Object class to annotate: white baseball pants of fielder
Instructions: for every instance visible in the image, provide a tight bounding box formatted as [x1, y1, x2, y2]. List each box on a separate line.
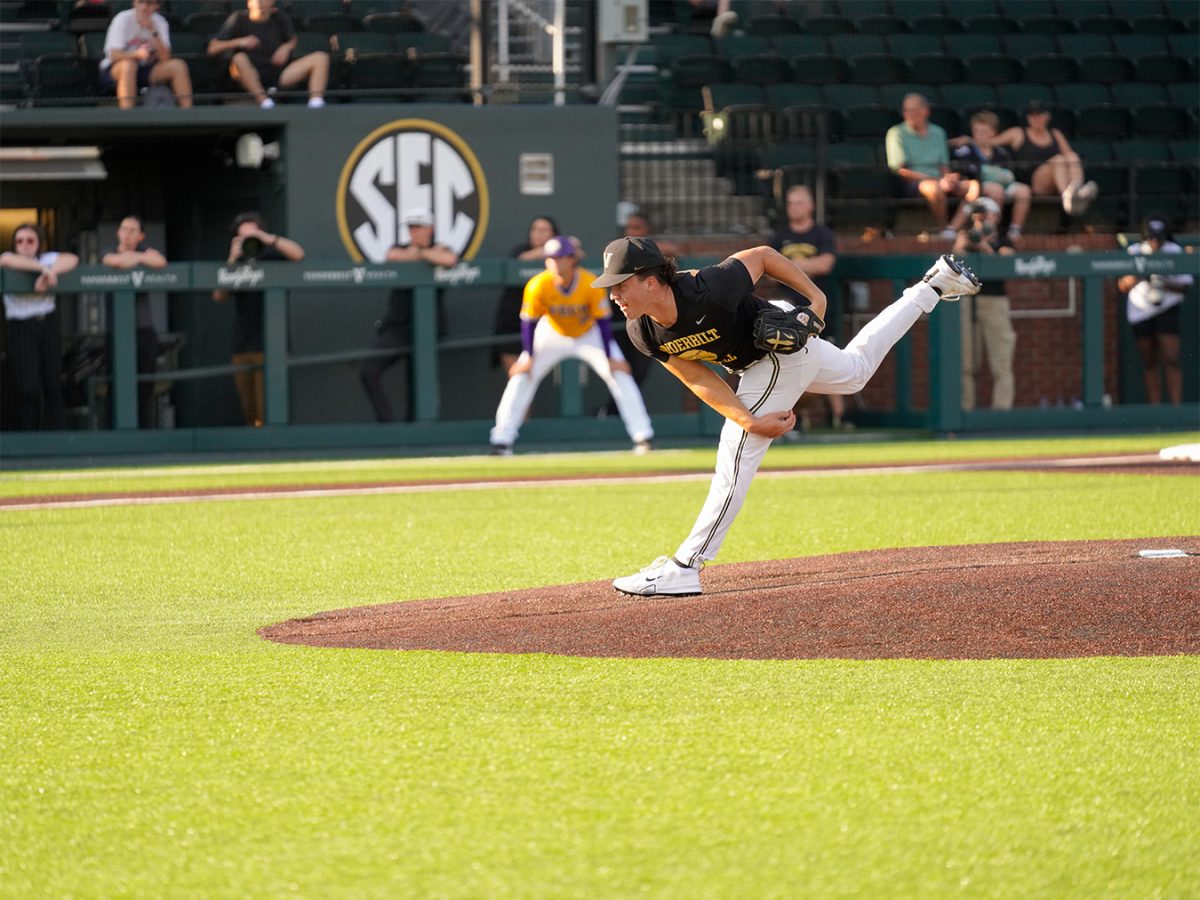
[490, 318, 654, 447]
[675, 282, 940, 568]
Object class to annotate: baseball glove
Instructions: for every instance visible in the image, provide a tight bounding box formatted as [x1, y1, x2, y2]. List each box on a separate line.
[752, 306, 824, 355]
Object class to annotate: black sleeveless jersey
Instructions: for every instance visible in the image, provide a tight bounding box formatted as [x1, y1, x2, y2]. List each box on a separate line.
[625, 258, 773, 372]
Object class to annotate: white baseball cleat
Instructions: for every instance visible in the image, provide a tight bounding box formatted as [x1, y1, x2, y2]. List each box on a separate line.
[922, 254, 982, 301]
[613, 556, 702, 597]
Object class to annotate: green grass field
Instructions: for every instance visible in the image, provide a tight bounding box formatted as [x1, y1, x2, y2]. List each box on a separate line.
[3, 433, 1198, 897]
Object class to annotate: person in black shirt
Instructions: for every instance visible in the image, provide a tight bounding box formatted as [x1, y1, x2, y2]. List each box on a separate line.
[208, 0, 330, 108]
[598, 238, 981, 596]
[212, 211, 304, 427]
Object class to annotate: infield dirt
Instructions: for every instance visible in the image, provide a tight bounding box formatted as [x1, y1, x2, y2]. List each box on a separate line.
[261, 538, 1200, 660]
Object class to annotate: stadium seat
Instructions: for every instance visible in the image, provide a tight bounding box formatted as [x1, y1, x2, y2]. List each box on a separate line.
[1166, 32, 1198, 62]
[1055, 82, 1111, 107]
[1108, 0, 1165, 17]
[822, 83, 881, 108]
[64, 2, 112, 34]
[904, 1, 948, 17]
[886, 34, 943, 56]
[1109, 81, 1166, 106]
[849, 54, 910, 86]
[183, 12, 228, 38]
[1023, 54, 1080, 85]
[19, 32, 78, 59]
[998, 81, 1054, 109]
[340, 53, 407, 100]
[1167, 139, 1198, 162]
[1165, 81, 1199, 111]
[1132, 103, 1195, 138]
[393, 33, 451, 55]
[703, 82, 766, 111]
[778, 105, 841, 142]
[803, 15, 856, 35]
[1077, 53, 1135, 83]
[1019, 14, 1077, 35]
[744, 14, 802, 36]
[939, 82, 1000, 110]
[927, 103, 963, 137]
[731, 54, 792, 86]
[764, 82, 822, 109]
[911, 15, 966, 35]
[840, 104, 902, 140]
[953, 33, 1004, 57]
[789, 55, 850, 85]
[878, 83, 939, 109]
[332, 32, 392, 59]
[20, 55, 93, 102]
[907, 53, 965, 86]
[964, 54, 1024, 85]
[828, 142, 880, 168]
[1111, 33, 1170, 57]
[408, 52, 467, 103]
[827, 35, 887, 59]
[1079, 15, 1133, 34]
[1070, 138, 1114, 163]
[755, 142, 817, 173]
[964, 14, 1022, 34]
[1056, 33, 1112, 56]
[769, 35, 828, 57]
[79, 31, 107, 62]
[361, 12, 424, 34]
[655, 34, 712, 67]
[1134, 53, 1192, 83]
[1053, 0, 1111, 18]
[1002, 33, 1059, 57]
[858, 15, 912, 35]
[1074, 103, 1133, 139]
[712, 35, 771, 59]
[1111, 139, 1172, 163]
[835, 0, 892, 16]
[1128, 15, 1186, 34]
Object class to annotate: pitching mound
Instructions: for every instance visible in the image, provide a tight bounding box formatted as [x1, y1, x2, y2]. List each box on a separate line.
[260, 539, 1199, 660]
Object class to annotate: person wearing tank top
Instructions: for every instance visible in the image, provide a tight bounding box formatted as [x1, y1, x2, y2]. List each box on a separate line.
[993, 100, 1098, 216]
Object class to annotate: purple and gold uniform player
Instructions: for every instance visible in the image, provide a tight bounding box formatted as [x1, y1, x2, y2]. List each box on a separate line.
[489, 236, 654, 455]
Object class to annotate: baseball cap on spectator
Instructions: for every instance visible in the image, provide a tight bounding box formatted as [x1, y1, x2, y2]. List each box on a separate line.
[1023, 99, 1049, 115]
[1144, 219, 1169, 240]
[591, 237, 666, 288]
[543, 235, 580, 258]
[403, 207, 435, 227]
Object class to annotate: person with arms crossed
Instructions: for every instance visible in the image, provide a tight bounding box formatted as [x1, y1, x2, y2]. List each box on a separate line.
[1118, 219, 1193, 405]
[599, 238, 980, 596]
[360, 207, 459, 423]
[101, 0, 193, 109]
[102, 215, 168, 427]
[490, 235, 654, 456]
[1, 223, 79, 430]
[207, 0, 329, 108]
[770, 184, 848, 430]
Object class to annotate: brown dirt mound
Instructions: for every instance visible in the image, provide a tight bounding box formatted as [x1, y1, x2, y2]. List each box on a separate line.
[260, 539, 1200, 660]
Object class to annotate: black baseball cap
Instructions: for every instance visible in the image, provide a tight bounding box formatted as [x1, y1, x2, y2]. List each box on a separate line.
[591, 237, 666, 288]
[1024, 99, 1049, 115]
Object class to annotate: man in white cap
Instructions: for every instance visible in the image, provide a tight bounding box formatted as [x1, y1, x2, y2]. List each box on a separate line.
[489, 235, 654, 455]
[360, 207, 458, 422]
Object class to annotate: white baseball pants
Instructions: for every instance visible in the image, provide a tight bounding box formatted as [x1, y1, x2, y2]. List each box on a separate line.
[490, 318, 654, 447]
[675, 282, 940, 568]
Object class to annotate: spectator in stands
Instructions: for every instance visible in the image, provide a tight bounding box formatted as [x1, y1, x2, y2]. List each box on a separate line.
[101, 0, 194, 109]
[885, 93, 978, 240]
[992, 100, 1098, 217]
[952, 198, 1017, 411]
[492, 215, 559, 374]
[1, 223, 78, 430]
[208, 0, 329, 109]
[1118, 219, 1193, 405]
[947, 110, 1030, 243]
[212, 212, 304, 427]
[360, 207, 459, 423]
[101, 215, 167, 427]
[770, 184, 850, 430]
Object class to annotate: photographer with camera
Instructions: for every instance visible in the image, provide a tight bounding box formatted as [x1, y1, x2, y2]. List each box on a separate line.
[953, 198, 1017, 410]
[1118, 219, 1193, 405]
[212, 211, 304, 427]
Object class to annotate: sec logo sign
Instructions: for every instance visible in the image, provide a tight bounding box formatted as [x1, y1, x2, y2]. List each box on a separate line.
[336, 119, 489, 263]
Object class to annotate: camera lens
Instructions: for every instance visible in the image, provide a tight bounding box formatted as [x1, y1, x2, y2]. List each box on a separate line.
[966, 229, 982, 243]
[240, 236, 263, 259]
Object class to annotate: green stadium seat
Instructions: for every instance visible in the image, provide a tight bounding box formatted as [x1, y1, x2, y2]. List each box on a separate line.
[1053, 0, 1110, 17]
[1070, 138, 1114, 163]
[1165, 81, 1199, 111]
[964, 14, 1022, 34]
[789, 54, 849, 85]
[828, 142, 881, 168]
[769, 35, 827, 57]
[858, 15, 913, 35]
[835, 0, 892, 16]
[183, 12, 229, 39]
[764, 82, 822, 108]
[1132, 103, 1195, 138]
[1111, 139, 1172, 163]
[927, 103, 963, 137]
[21, 55, 93, 102]
[332, 32, 392, 58]
[408, 52, 468, 103]
[19, 32, 78, 59]
[712, 35, 771, 59]
[1167, 139, 1198, 162]
[904, 1, 948, 17]
[822, 83, 881, 108]
[878, 83, 939, 109]
[79, 30, 106, 61]
[939, 82, 1000, 110]
[1134, 53, 1192, 83]
[341, 52, 406, 101]
[393, 33, 451, 55]
[779, 105, 841, 142]
[1109, 81, 1166, 106]
[1078, 15, 1133, 34]
[361, 12, 424, 34]
[1111, 33, 1170, 56]
[1056, 33, 1112, 56]
[1023, 54, 1080, 85]
[911, 14, 966, 35]
[907, 53, 966, 86]
[953, 33, 1004, 57]
[1166, 32, 1198, 61]
[303, 13, 361, 36]
[755, 142, 817, 173]
[1108, 0, 1165, 17]
[827, 34, 887, 59]
[998, 82, 1055, 109]
[1019, 14, 1077, 35]
[840, 104, 902, 141]
[1002, 34, 1059, 57]
[1128, 15, 1186, 34]
[1055, 82, 1111, 107]
[655, 34, 712, 67]
[731, 54, 792, 85]
[849, 54, 910, 86]
[744, 14, 802, 35]
[703, 82, 767, 111]
[1075, 103, 1133, 139]
[964, 54, 1024, 85]
[803, 15, 856, 35]
[886, 34, 943, 56]
[1078, 53, 1136, 83]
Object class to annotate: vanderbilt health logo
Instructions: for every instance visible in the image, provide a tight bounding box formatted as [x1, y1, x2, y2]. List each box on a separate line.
[336, 119, 489, 263]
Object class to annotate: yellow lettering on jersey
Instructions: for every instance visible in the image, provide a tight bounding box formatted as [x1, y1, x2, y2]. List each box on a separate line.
[659, 327, 720, 355]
